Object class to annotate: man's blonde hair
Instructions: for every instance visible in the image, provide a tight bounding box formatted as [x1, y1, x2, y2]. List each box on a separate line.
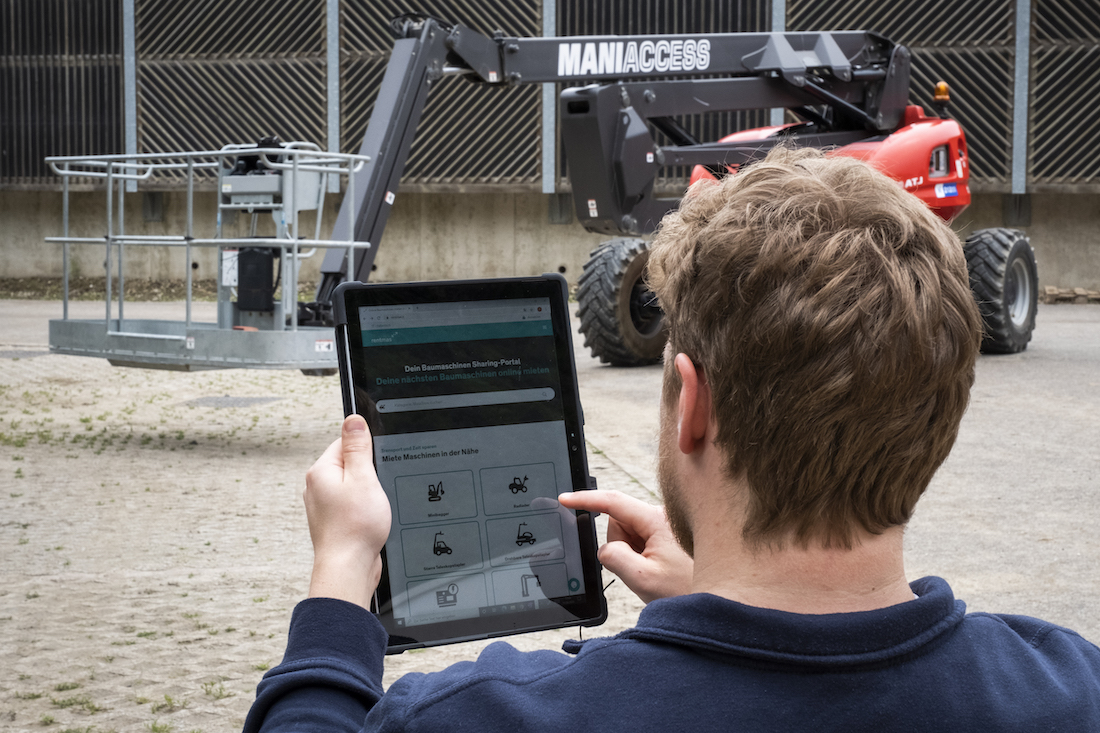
[648, 147, 982, 549]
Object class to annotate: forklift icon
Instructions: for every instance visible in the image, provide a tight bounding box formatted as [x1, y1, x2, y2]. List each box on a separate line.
[515, 522, 536, 547]
[509, 475, 529, 494]
[436, 583, 459, 607]
[427, 481, 444, 502]
[432, 532, 452, 555]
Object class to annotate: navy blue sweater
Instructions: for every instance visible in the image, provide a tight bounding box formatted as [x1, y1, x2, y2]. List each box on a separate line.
[245, 577, 1100, 731]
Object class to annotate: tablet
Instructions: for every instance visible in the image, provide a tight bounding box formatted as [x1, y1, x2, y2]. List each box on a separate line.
[333, 274, 607, 653]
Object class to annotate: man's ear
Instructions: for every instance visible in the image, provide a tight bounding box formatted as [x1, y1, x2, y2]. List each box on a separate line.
[674, 353, 711, 455]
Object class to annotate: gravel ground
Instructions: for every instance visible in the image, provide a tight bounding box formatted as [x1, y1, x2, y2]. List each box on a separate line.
[0, 303, 649, 733]
[1, 301, 1098, 732]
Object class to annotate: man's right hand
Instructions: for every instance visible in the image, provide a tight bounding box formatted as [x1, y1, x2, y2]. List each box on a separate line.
[558, 490, 693, 603]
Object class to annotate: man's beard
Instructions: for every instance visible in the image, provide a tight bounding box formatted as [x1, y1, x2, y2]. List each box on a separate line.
[659, 413, 695, 558]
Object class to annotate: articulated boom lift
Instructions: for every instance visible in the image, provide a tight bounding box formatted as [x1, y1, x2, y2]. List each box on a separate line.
[315, 14, 1036, 363]
[47, 14, 1037, 370]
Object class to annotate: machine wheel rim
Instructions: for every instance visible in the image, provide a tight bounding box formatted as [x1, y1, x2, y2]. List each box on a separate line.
[1007, 257, 1033, 329]
[628, 280, 662, 337]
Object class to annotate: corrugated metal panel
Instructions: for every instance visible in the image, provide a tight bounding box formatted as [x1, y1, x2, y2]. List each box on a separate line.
[137, 59, 326, 184]
[0, 0, 123, 186]
[5, 0, 1098, 191]
[1034, 1, 1100, 44]
[788, 0, 1014, 188]
[1030, 44, 1100, 186]
[340, 1, 541, 189]
[1029, 2, 1100, 187]
[908, 48, 1013, 183]
[560, 1, 769, 35]
[343, 0, 539, 53]
[134, 0, 326, 184]
[789, 0, 1013, 46]
[136, 0, 322, 57]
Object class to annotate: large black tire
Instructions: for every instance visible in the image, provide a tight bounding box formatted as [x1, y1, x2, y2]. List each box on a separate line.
[964, 228, 1038, 354]
[576, 238, 667, 366]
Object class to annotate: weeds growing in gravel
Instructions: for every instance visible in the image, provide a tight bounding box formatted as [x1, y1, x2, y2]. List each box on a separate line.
[150, 695, 185, 714]
[201, 681, 234, 700]
[50, 694, 103, 713]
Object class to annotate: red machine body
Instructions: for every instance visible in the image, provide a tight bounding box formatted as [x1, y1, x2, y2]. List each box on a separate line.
[690, 106, 971, 223]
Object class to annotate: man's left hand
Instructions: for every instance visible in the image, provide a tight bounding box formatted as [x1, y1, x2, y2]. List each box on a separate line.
[303, 414, 392, 609]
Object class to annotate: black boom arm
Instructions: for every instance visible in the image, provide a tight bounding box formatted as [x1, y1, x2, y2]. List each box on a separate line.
[314, 15, 909, 308]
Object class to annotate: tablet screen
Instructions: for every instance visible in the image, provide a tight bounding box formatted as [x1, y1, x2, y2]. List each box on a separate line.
[336, 276, 605, 651]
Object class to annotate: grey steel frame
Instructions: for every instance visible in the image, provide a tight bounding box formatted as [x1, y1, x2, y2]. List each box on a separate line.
[45, 144, 370, 371]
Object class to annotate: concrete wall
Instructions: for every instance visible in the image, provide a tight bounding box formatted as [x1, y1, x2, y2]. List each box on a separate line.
[2, 189, 1098, 289]
[0, 189, 605, 286]
[369, 192, 605, 283]
[953, 194, 1100, 292]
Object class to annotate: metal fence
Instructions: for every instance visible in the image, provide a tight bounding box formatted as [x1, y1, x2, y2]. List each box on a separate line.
[788, 0, 1016, 187]
[2, 0, 1098, 191]
[1029, 2, 1100, 190]
[0, 0, 123, 188]
[134, 0, 327, 185]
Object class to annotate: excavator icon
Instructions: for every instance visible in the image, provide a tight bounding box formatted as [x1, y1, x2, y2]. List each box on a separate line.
[433, 531, 452, 556]
[509, 475, 528, 494]
[515, 522, 536, 547]
[427, 481, 444, 502]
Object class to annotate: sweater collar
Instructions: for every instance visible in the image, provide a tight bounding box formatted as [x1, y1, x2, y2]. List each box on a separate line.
[614, 576, 965, 668]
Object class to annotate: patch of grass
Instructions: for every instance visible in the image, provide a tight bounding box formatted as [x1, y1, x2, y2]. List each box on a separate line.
[50, 694, 102, 713]
[54, 682, 80, 692]
[16, 691, 43, 700]
[0, 276, 233, 302]
[147, 720, 174, 733]
[39, 714, 55, 725]
[252, 661, 269, 672]
[150, 694, 185, 714]
[201, 681, 234, 700]
[0, 433, 28, 448]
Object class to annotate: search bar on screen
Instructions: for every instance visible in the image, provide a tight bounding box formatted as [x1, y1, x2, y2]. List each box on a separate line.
[376, 387, 555, 413]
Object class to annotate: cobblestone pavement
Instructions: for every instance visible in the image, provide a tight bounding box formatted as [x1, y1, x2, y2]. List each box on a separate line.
[1, 302, 1098, 732]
